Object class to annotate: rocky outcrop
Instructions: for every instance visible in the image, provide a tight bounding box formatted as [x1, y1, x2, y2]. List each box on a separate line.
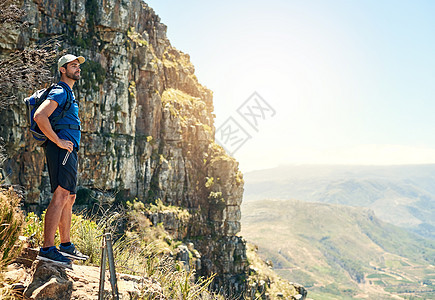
[5, 260, 154, 299]
[0, 0, 246, 294]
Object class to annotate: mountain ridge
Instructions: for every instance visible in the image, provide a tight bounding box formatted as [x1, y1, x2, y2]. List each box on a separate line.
[243, 164, 435, 239]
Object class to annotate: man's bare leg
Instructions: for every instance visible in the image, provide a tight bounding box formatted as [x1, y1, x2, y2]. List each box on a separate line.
[59, 194, 76, 244]
[57, 193, 89, 261]
[43, 186, 71, 248]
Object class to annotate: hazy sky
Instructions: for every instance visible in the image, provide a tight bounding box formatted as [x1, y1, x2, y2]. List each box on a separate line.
[146, 0, 435, 172]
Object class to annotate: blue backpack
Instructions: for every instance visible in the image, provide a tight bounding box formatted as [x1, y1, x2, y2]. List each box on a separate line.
[24, 82, 73, 146]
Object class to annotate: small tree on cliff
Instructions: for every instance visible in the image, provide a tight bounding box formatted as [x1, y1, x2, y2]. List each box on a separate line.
[0, 0, 60, 170]
[0, 0, 60, 108]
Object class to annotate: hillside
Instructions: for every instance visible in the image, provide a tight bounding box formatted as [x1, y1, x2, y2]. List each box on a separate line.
[241, 199, 435, 299]
[243, 165, 435, 239]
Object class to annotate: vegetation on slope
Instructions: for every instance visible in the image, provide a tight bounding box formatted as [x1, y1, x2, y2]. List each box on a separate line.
[246, 242, 305, 299]
[0, 187, 306, 299]
[241, 198, 435, 299]
[0, 190, 224, 299]
[0, 187, 25, 298]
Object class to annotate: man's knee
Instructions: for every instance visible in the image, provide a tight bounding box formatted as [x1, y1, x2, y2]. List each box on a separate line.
[53, 185, 76, 205]
[54, 186, 72, 200]
[69, 194, 76, 205]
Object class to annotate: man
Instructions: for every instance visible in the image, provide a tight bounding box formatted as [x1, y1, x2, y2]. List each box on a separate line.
[34, 54, 89, 266]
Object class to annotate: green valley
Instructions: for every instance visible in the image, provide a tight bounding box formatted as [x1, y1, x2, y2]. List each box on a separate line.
[241, 199, 435, 299]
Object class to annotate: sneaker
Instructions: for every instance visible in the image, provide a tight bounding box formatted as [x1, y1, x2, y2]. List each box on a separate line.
[59, 243, 89, 261]
[37, 246, 72, 267]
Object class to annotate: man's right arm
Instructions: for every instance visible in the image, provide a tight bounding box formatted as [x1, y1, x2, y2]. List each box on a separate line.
[33, 99, 74, 152]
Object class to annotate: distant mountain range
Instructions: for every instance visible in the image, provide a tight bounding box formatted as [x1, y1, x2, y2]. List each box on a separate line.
[243, 164, 435, 239]
[241, 198, 435, 299]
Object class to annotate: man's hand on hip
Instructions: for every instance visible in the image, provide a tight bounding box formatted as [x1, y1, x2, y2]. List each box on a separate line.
[57, 139, 74, 153]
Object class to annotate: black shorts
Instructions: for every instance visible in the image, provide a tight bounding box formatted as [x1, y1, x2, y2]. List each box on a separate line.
[45, 140, 78, 194]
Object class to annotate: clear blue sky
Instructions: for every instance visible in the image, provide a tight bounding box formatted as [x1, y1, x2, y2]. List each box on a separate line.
[146, 0, 435, 172]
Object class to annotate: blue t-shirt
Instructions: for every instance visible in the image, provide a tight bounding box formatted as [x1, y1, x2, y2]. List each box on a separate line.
[47, 82, 81, 148]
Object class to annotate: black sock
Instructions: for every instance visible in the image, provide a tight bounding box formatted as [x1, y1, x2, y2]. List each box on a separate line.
[42, 247, 52, 251]
[61, 242, 72, 247]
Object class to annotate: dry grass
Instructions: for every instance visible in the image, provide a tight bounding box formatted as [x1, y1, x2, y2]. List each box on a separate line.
[0, 187, 25, 297]
[22, 202, 222, 299]
[120, 201, 221, 299]
[0, 187, 24, 269]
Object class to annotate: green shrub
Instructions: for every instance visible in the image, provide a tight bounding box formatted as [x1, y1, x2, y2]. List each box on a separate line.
[0, 187, 25, 297]
[69, 214, 103, 265]
[0, 188, 25, 269]
[24, 212, 44, 246]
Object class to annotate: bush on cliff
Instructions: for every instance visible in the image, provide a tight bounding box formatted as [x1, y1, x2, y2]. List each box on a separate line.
[0, 188, 24, 269]
[0, 187, 25, 297]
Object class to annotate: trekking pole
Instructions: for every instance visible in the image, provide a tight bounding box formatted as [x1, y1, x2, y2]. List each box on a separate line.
[98, 234, 107, 300]
[97, 232, 119, 300]
[105, 233, 119, 299]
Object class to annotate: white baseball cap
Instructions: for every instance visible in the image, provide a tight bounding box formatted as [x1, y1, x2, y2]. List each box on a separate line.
[58, 54, 85, 70]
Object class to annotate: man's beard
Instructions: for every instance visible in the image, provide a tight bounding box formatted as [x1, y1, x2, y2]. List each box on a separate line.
[66, 69, 80, 81]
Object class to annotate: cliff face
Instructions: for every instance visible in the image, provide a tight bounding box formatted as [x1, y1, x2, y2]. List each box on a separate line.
[0, 0, 246, 292]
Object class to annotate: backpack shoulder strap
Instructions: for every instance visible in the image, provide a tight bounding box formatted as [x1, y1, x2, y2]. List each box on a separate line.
[50, 82, 73, 126]
[56, 82, 73, 109]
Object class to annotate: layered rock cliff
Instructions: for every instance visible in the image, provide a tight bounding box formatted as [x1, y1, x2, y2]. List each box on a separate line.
[0, 0, 246, 293]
